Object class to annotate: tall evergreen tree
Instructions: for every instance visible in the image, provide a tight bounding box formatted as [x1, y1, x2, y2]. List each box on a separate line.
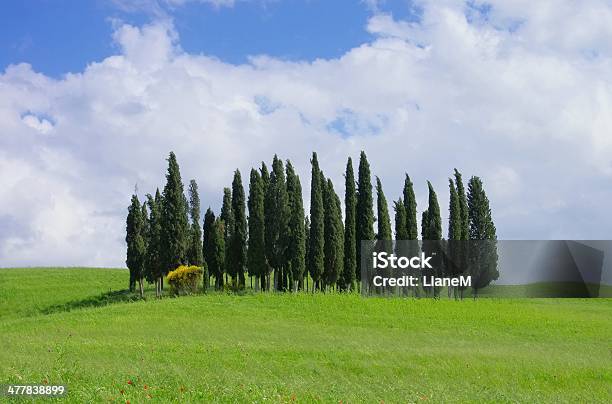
[448, 179, 462, 240]
[304, 215, 310, 291]
[209, 219, 226, 289]
[145, 189, 164, 297]
[375, 177, 392, 241]
[202, 207, 215, 289]
[228, 170, 247, 288]
[265, 155, 290, 291]
[356, 151, 374, 284]
[286, 161, 306, 292]
[126, 194, 146, 295]
[323, 178, 344, 289]
[394, 198, 408, 241]
[220, 187, 233, 284]
[247, 168, 266, 291]
[467, 176, 498, 296]
[308, 152, 325, 291]
[454, 169, 469, 241]
[403, 174, 418, 240]
[341, 157, 357, 291]
[422, 181, 442, 297]
[187, 180, 204, 267]
[160, 152, 190, 276]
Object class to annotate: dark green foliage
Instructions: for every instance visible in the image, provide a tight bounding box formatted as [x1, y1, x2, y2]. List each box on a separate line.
[126, 194, 147, 293]
[375, 177, 392, 241]
[403, 174, 418, 240]
[220, 187, 233, 279]
[308, 152, 325, 290]
[247, 168, 266, 289]
[394, 198, 408, 240]
[304, 215, 310, 290]
[454, 169, 469, 241]
[265, 155, 290, 291]
[187, 179, 204, 266]
[448, 179, 462, 241]
[286, 161, 306, 291]
[356, 151, 374, 281]
[202, 208, 215, 269]
[145, 189, 164, 289]
[209, 219, 226, 289]
[423, 181, 442, 240]
[323, 178, 344, 289]
[228, 170, 247, 288]
[421, 209, 429, 240]
[467, 176, 499, 294]
[160, 152, 190, 274]
[341, 157, 357, 291]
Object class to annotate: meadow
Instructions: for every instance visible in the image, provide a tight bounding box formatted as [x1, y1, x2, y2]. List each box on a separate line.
[1, 267, 611, 402]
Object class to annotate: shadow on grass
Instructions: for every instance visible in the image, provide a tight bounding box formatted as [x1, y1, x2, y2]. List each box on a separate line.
[40, 289, 143, 315]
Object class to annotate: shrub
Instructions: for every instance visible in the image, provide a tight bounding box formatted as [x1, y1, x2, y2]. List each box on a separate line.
[166, 265, 203, 295]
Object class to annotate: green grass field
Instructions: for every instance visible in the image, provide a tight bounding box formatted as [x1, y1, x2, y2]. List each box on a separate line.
[1, 268, 611, 403]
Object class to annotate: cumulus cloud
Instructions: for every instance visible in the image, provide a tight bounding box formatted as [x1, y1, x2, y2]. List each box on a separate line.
[1, 0, 612, 267]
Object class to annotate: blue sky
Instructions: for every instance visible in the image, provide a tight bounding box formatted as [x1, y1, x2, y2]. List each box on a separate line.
[1, 0, 420, 77]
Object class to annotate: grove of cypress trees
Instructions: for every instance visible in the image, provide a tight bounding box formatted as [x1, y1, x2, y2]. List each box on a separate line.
[228, 170, 247, 288]
[467, 176, 498, 296]
[356, 151, 374, 286]
[323, 178, 343, 290]
[286, 161, 306, 292]
[187, 180, 204, 267]
[341, 157, 357, 291]
[248, 168, 266, 291]
[126, 193, 147, 296]
[160, 152, 190, 276]
[265, 155, 290, 291]
[308, 152, 325, 291]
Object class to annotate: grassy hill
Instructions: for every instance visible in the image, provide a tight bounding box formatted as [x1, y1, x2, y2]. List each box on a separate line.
[1, 267, 610, 402]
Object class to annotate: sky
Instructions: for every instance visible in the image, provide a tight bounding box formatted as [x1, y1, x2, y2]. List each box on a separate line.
[1, 0, 612, 268]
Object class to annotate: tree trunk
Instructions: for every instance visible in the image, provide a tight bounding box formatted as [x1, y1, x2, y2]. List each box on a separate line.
[254, 276, 260, 292]
[293, 280, 299, 293]
[138, 278, 144, 298]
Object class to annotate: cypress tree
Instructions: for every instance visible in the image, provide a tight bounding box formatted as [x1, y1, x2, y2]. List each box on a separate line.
[356, 151, 374, 284]
[187, 180, 204, 267]
[454, 169, 469, 241]
[259, 162, 271, 289]
[341, 157, 357, 291]
[308, 152, 325, 291]
[220, 187, 233, 284]
[375, 177, 392, 241]
[467, 176, 498, 296]
[265, 155, 290, 291]
[304, 215, 310, 291]
[323, 178, 344, 290]
[394, 198, 408, 240]
[202, 207, 215, 289]
[145, 189, 164, 297]
[160, 152, 190, 275]
[209, 219, 226, 289]
[448, 179, 462, 240]
[403, 174, 418, 240]
[247, 168, 266, 291]
[422, 181, 442, 297]
[286, 161, 306, 292]
[126, 194, 146, 296]
[228, 170, 247, 288]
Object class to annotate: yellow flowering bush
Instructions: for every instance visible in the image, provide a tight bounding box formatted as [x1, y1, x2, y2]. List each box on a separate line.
[166, 265, 203, 295]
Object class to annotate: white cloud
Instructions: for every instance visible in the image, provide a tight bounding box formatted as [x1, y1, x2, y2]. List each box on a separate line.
[1, 1, 612, 267]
